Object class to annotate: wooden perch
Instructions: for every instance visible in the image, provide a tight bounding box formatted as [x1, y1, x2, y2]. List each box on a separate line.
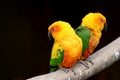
[27, 37, 120, 80]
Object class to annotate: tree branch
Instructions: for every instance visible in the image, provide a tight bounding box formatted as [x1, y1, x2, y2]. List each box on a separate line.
[27, 37, 120, 80]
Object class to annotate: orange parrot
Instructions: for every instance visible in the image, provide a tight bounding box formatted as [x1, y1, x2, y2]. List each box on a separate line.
[48, 21, 82, 72]
[75, 12, 107, 60]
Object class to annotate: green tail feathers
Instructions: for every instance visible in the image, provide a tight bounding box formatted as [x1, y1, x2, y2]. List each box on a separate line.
[50, 66, 58, 72]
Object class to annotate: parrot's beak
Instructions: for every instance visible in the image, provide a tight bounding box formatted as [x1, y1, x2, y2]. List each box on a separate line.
[104, 23, 107, 31]
[48, 31, 53, 41]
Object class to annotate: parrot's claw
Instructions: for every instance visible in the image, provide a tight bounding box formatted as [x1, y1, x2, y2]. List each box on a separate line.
[59, 68, 70, 73]
[78, 61, 89, 69]
[86, 58, 94, 65]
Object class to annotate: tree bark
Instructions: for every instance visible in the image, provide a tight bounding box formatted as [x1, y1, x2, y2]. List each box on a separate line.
[27, 37, 120, 80]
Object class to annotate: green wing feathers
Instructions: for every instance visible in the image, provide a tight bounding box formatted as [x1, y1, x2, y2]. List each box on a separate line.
[50, 43, 64, 72]
[50, 49, 64, 66]
[75, 25, 91, 54]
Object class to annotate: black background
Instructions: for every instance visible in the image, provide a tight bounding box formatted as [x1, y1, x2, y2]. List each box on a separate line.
[1, 0, 120, 80]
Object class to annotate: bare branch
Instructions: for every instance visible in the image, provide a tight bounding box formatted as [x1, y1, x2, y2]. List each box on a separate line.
[27, 37, 120, 80]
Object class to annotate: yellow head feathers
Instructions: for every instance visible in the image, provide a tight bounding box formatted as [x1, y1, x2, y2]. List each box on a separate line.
[48, 21, 75, 41]
[81, 12, 106, 31]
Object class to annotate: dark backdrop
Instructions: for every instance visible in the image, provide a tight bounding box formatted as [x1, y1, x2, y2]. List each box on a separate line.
[1, 0, 120, 80]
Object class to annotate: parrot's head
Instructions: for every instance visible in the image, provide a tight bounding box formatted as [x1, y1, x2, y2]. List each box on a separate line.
[81, 12, 107, 31]
[48, 21, 74, 41]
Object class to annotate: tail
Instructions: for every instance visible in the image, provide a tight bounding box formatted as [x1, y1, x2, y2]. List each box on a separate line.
[49, 65, 58, 72]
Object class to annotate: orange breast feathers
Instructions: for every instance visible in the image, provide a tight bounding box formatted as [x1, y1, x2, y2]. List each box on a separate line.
[60, 37, 82, 68]
[82, 35, 100, 60]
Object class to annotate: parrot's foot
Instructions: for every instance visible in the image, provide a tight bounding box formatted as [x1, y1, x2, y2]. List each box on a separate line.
[86, 58, 94, 65]
[59, 68, 70, 73]
[78, 60, 89, 69]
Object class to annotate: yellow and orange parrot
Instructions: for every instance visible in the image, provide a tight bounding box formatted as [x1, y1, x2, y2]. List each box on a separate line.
[75, 12, 107, 60]
[48, 21, 82, 72]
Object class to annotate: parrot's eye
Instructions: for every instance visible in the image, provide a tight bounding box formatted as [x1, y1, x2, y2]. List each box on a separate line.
[51, 27, 56, 32]
[100, 18, 104, 22]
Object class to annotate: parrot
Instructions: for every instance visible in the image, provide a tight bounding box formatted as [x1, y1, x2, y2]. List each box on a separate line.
[48, 21, 82, 72]
[75, 12, 107, 60]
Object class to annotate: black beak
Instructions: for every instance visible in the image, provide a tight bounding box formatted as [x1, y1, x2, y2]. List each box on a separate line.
[104, 23, 107, 31]
[48, 32, 54, 41]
